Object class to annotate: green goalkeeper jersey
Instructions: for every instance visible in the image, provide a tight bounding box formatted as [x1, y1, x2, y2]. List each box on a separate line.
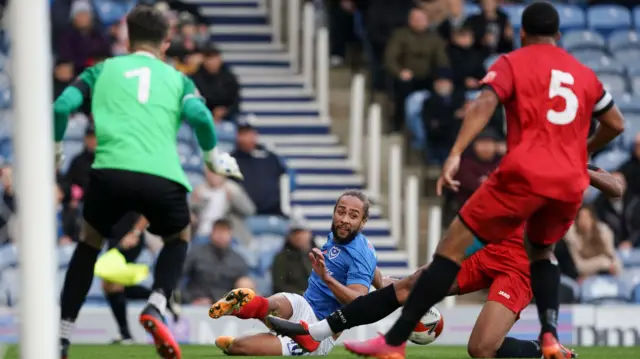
[53, 52, 218, 192]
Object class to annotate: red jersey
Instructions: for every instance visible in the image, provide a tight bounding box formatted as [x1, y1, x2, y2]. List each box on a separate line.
[481, 44, 613, 202]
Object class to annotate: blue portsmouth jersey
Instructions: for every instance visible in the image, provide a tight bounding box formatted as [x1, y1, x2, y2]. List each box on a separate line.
[303, 232, 377, 320]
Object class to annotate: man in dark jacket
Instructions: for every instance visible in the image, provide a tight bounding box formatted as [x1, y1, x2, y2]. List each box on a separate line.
[447, 26, 486, 90]
[271, 223, 314, 295]
[191, 47, 241, 122]
[231, 122, 287, 215]
[66, 124, 96, 191]
[464, 0, 514, 59]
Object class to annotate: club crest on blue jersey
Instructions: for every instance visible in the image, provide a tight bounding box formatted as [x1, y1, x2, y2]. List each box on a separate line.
[328, 246, 341, 259]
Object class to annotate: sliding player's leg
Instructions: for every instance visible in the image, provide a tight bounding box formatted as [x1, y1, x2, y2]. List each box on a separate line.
[215, 292, 336, 356]
[525, 199, 581, 359]
[60, 170, 128, 359]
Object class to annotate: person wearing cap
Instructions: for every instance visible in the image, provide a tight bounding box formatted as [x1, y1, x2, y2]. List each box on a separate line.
[271, 223, 314, 295]
[191, 45, 241, 122]
[65, 123, 97, 192]
[231, 121, 288, 215]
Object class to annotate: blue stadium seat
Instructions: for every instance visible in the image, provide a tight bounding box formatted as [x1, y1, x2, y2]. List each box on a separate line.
[177, 141, 194, 158]
[593, 149, 630, 171]
[622, 115, 640, 148]
[634, 284, 640, 303]
[597, 73, 628, 96]
[608, 30, 640, 52]
[0, 54, 8, 72]
[634, 6, 640, 29]
[501, 5, 525, 30]
[617, 93, 640, 113]
[464, 4, 480, 16]
[588, 5, 632, 35]
[562, 30, 606, 52]
[484, 54, 502, 69]
[216, 121, 238, 143]
[631, 75, 640, 95]
[619, 248, 640, 268]
[92, 0, 137, 26]
[0, 72, 10, 90]
[580, 275, 630, 303]
[0, 244, 17, 272]
[185, 171, 205, 188]
[555, 5, 587, 31]
[573, 50, 610, 67]
[216, 141, 235, 154]
[245, 216, 290, 236]
[57, 244, 76, 268]
[0, 139, 12, 161]
[612, 48, 640, 69]
[619, 268, 640, 299]
[177, 124, 194, 143]
[0, 88, 10, 110]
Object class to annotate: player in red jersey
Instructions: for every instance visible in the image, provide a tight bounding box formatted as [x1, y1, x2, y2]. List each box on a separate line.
[342, 3, 625, 359]
[267, 166, 621, 358]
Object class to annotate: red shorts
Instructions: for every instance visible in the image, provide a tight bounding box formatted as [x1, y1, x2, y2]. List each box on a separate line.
[459, 175, 582, 246]
[457, 246, 532, 315]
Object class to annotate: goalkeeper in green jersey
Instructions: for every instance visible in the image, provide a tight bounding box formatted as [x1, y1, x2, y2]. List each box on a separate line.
[54, 5, 242, 359]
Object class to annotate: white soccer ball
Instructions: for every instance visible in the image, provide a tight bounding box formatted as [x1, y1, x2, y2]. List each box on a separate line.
[408, 307, 444, 345]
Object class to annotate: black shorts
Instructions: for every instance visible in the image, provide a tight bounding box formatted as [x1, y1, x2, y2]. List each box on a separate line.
[106, 212, 145, 263]
[83, 169, 190, 238]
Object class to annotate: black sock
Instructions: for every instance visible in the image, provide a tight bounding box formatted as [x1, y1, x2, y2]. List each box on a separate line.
[495, 337, 542, 358]
[60, 242, 101, 321]
[326, 285, 401, 333]
[385, 255, 460, 346]
[106, 291, 131, 339]
[152, 240, 188, 296]
[530, 259, 560, 339]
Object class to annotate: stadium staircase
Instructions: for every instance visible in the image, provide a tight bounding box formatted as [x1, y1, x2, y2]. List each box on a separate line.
[204, 0, 412, 277]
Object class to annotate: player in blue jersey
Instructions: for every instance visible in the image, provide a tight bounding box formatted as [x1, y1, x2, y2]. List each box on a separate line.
[207, 190, 384, 356]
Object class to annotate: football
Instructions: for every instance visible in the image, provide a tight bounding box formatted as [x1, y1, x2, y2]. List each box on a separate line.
[408, 307, 444, 345]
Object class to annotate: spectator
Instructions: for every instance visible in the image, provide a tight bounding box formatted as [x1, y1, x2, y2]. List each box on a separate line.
[464, 0, 514, 59]
[168, 12, 208, 75]
[421, 76, 465, 164]
[328, 0, 357, 67]
[454, 130, 501, 206]
[365, 0, 415, 90]
[437, 0, 469, 41]
[271, 224, 314, 295]
[619, 133, 640, 196]
[56, 181, 80, 245]
[56, 1, 111, 76]
[385, 8, 449, 132]
[421, 0, 448, 26]
[564, 207, 622, 279]
[231, 122, 287, 216]
[447, 26, 485, 90]
[191, 167, 256, 243]
[594, 172, 640, 249]
[191, 47, 241, 122]
[182, 219, 254, 305]
[66, 124, 96, 191]
[54, 60, 75, 98]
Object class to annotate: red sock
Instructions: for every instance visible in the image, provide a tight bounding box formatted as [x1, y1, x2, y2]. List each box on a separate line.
[234, 296, 269, 320]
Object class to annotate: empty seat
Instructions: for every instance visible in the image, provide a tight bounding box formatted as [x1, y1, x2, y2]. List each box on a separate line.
[593, 149, 630, 172]
[245, 216, 290, 236]
[573, 49, 610, 67]
[216, 121, 237, 143]
[588, 5, 632, 35]
[177, 141, 194, 158]
[581, 275, 630, 303]
[631, 74, 640, 94]
[634, 6, 640, 29]
[177, 124, 194, 143]
[562, 30, 605, 51]
[555, 5, 587, 31]
[622, 116, 640, 149]
[598, 73, 628, 96]
[186, 171, 205, 188]
[617, 93, 640, 113]
[608, 30, 640, 52]
[216, 141, 235, 154]
[613, 48, 640, 69]
[619, 269, 640, 299]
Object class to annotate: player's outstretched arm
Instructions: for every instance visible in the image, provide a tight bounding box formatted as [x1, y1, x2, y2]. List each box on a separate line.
[587, 98, 625, 154]
[53, 64, 102, 142]
[182, 97, 217, 151]
[587, 165, 623, 198]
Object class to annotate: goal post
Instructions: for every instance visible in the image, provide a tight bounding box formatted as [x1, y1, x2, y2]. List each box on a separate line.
[10, 0, 58, 358]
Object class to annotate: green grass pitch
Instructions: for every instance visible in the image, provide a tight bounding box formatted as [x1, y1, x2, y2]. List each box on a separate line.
[4, 345, 640, 359]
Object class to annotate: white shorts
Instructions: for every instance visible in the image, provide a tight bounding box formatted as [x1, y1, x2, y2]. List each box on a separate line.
[275, 293, 336, 356]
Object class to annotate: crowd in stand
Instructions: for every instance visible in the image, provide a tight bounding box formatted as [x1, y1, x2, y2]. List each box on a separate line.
[327, 0, 640, 301]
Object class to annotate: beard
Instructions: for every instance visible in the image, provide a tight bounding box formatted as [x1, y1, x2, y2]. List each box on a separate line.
[331, 222, 359, 244]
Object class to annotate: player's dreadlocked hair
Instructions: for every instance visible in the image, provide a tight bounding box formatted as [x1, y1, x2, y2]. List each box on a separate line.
[335, 190, 371, 220]
[521, 1, 560, 37]
[126, 4, 169, 47]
